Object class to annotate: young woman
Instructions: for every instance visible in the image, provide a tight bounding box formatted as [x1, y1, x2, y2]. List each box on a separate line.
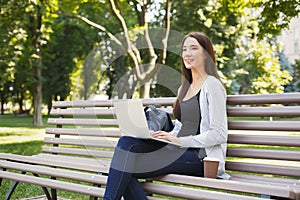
[103, 32, 230, 200]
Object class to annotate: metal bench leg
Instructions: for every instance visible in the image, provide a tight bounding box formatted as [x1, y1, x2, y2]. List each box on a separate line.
[33, 174, 52, 200]
[51, 189, 57, 200]
[4, 171, 26, 200]
[5, 180, 19, 200]
[50, 176, 57, 200]
[271, 196, 289, 200]
[89, 172, 103, 200]
[261, 194, 289, 200]
[0, 167, 5, 186]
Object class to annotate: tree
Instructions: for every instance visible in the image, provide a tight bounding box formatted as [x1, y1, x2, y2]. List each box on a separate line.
[0, 0, 58, 125]
[231, 38, 291, 94]
[170, 0, 295, 94]
[0, 1, 26, 114]
[285, 59, 300, 92]
[43, 17, 98, 112]
[256, 0, 300, 38]
[62, 0, 173, 98]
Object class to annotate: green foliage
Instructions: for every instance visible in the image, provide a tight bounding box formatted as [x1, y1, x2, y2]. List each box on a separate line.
[256, 0, 300, 38]
[285, 59, 300, 92]
[1, 0, 300, 109]
[230, 39, 292, 94]
[43, 17, 98, 103]
[170, 0, 296, 94]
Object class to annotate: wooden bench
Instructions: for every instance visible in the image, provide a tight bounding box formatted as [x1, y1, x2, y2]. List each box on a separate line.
[0, 93, 300, 200]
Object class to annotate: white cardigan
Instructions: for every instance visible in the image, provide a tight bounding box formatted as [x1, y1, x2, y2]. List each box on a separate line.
[170, 75, 231, 179]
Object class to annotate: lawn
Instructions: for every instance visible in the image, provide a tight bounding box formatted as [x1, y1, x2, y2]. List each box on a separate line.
[0, 115, 91, 200]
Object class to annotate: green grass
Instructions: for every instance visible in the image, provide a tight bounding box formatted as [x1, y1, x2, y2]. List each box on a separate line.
[0, 114, 49, 128]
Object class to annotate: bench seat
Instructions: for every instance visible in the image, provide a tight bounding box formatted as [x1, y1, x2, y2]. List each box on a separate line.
[1, 93, 300, 200]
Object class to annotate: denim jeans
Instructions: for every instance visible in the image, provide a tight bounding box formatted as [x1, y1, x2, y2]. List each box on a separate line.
[103, 136, 204, 200]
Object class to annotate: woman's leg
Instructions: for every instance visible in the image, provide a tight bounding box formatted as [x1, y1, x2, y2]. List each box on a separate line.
[103, 136, 166, 200]
[135, 147, 204, 179]
[122, 147, 203, 199]
[104, 136, 204, 199]
[122, 178, 147, 200]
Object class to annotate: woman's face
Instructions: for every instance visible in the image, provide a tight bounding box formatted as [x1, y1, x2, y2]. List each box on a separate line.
[182, 37, 206, 70]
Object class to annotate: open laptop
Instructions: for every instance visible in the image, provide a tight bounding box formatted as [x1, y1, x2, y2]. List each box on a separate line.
[113, 99, 180, 146]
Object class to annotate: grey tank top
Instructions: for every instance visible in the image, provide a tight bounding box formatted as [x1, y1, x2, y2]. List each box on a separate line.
[177, 92, 201, 137]
[177, 91, 206, 158]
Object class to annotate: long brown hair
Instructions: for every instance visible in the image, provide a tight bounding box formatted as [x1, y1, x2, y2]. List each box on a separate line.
[173, 32, 221, 120]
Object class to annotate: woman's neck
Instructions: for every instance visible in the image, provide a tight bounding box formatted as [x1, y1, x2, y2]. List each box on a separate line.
[191, 68, 208, 85]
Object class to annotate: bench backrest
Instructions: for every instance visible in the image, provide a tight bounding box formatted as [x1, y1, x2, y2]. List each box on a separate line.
[46, 93, 300, 178]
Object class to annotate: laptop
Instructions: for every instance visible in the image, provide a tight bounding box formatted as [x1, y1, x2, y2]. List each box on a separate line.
[113, 99, 181, 146]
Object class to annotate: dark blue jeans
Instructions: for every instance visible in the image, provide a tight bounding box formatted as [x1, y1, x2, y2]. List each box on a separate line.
[103, 136, 204, 200]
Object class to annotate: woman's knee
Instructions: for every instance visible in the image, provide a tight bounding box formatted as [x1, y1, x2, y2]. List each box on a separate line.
[117, 136, 139, 151]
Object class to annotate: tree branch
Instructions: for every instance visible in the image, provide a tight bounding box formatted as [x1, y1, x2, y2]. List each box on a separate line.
[109, 0, 145, 79]
[63, 13, 124, 51]
[109, 0, 131, 52]
[159, 0, 172, 65]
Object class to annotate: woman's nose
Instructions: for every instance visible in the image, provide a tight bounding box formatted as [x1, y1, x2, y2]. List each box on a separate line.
[183, 49, 191, 56]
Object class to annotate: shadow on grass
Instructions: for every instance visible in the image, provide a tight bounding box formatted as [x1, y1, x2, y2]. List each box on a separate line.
[0, 140, 43, 155]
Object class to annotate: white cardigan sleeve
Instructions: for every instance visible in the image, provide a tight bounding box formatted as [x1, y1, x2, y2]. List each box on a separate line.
[169, 119, 182, 136]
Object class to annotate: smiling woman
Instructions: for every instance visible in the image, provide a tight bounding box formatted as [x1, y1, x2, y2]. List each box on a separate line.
[103, 32, 230, 200]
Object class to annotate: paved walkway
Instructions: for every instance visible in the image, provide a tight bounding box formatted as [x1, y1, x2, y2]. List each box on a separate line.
[21, 196, 70, 200]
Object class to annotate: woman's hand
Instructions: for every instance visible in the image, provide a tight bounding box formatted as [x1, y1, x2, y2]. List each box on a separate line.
[151, 131, 180, 145]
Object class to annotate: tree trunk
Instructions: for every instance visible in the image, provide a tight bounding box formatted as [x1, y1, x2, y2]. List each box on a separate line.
[139, 82, 151, 99]
[31, 2, 43, 126]
[17, 91, 24, 113]
[33, 59, 43, 126]
[1, 100, 4, 115]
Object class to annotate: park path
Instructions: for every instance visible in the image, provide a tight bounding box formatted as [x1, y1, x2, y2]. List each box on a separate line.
[21, 195, 70, 200]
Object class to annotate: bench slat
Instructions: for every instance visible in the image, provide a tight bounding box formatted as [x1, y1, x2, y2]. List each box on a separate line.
[51, 106, 300, 120]
[226, 161, 300, 177]
[50, 108, 115, 116]
[228, 120, 300, 131]
[52, 97, 177, 108]
[141, 97, 176, 106]
[44, 137, 117, 148]
[143, 182, 262, 200]
[227, 93, 300, 105]
[45, 128, 121, 137]
[0, 171, 105, 197]
[228, 134, 300, 146]
[230, 173, 300, 186]
[52, 100, 113, 108]
[227, 106, 300, 117]
[42, 146, 114, 158]
[34, 154, 110, 166]
[0, 160, 107, 185]
[0, 153, 108, 173]
[227, 148, 300, 161]
[153, 174, 293, 199]
[47, 118, 118, 126]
